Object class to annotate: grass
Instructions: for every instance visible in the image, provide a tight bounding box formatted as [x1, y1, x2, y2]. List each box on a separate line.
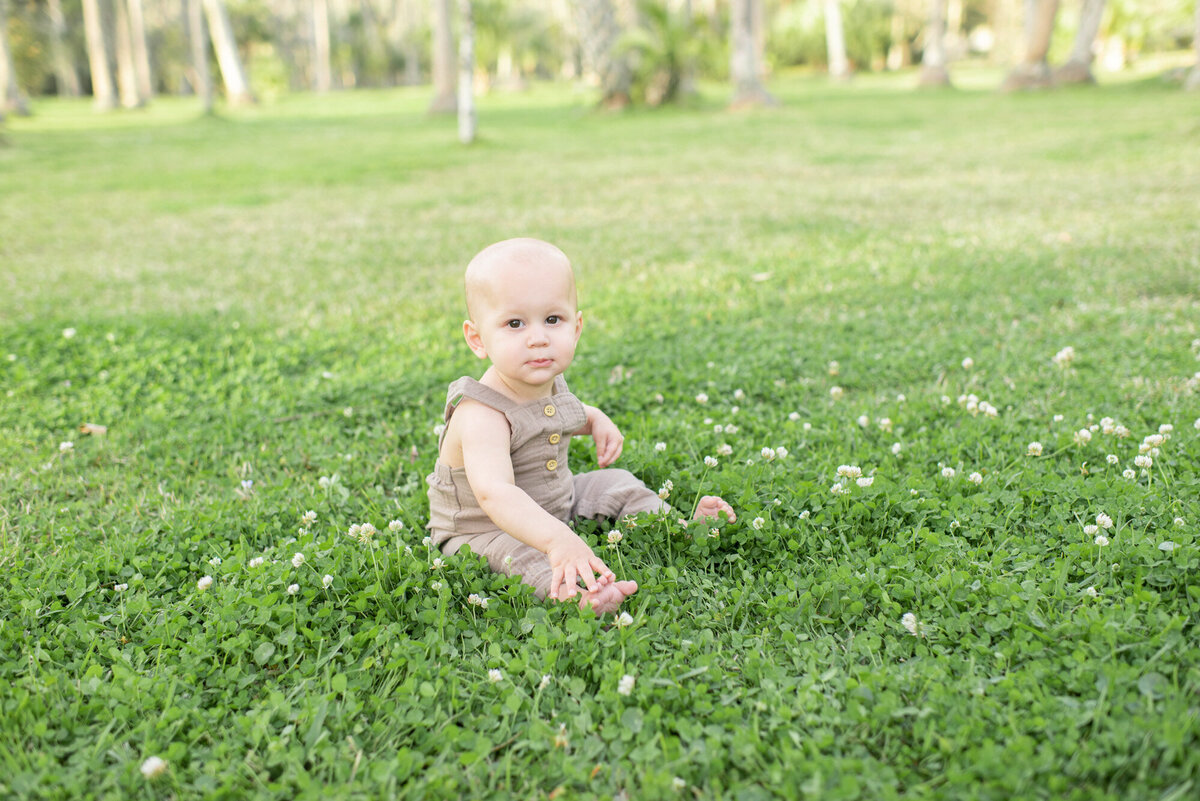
[1, 72, 1199, 799]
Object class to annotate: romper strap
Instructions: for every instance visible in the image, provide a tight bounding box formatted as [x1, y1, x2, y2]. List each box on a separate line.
[444, 376, 518, 422]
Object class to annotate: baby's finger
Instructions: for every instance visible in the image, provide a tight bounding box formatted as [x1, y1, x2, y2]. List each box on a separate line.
[562, 564, 578, 597]
[549, 565, 566, 600]
[590, 555, 615, 581]
[576, 561, 598, 592]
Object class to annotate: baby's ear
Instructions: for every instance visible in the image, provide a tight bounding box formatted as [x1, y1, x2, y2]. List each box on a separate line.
[463, 320, 488, 359]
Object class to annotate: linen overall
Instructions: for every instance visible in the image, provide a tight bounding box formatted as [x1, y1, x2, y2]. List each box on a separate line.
[426, 376, 666, 598]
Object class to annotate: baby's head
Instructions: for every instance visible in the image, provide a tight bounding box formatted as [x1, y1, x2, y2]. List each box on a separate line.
[462, 238, 583, 389]
[464, 238, 577, 322]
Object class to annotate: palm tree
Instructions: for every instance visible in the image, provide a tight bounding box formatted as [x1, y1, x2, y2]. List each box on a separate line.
[824, 0, 851, 80]
[729, 0, 774, 106]
[1001, 0, 1059, 91]
[0, 0, 29, 115]
[1054, 0, 1105, 84]
[203, 0, 256, 104]
[430, 0, 457, 112]
[82, 0, 118, 110]
[919, 0, 951, 87]
[572, 0, 633, 109]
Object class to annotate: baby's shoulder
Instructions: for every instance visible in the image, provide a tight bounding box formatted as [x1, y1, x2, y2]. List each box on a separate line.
[449, 397, 511, 440]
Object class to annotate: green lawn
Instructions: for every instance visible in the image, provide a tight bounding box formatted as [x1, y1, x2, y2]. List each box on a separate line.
[1, 74, 1198, 800]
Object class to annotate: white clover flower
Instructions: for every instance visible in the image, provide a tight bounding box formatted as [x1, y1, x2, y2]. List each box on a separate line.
[788, 412, 801, 422]
[695, 393, 708, 404]
[658, 480, 672, 500]
[897, 393, 906, 403]
[1174, 517, 1185, 527]
[554, 724, 570, 748]
[1027, 442, 1043, 457]
[433, 423, 446, 438]
[901, 612, 922, 637]
[1134, 455, 1152, 469]
[713, 424, 723, 434]
[725, 424, 739, 434]
[891, 442, 902, 455]
[798, 509, 810, 519]
[1094, 535, 1109, 547]
[966, 399, 979, 415]
[1100, 417, 1115, 434]
[941, 395, 952, 405]
[62, 327, 77, 339]
[388, 519, 404, 532]
[830, 482, 848, 496]
[59, 441, 74, 453]
[761, 447, 777, 461]
[803, 422, 812, 431]
[1084, 586, 1099, 598]
[502, 555, 513, 567]
[968, 472, 983, 485]
[654, 442, 667, 452]
[422, 535, 433, 548]
[673, 777, 687, 791]
[318, 476, 332, 489]
[1194, 417, 1200, 431]
[1107, 454, 1119, 465]
[981, 401, 999, 418]
[1084, 524, 1099, 536]
[1053, 346, 1076, 367]
[878, 417, 893, 432]
[302, 510, 317, 526]
[1159, 424, 1173, 435]
[488, 668, 503, 683]
[431, 580, 443, 590]
[708, 528, 720, 538]
[322, 574, 333, 589]
[248, 556, 264, 568]
[140, 756, 168, 779]
[941, 467, 956, 479]
[197, 575, 213, 591]
[291, 552, 305, 568]
[704, 455, 719, 468]
[617, 674, 636, 696]
[1123, 468, 1136, 480]
[287, 583, 300, 595]
[828, 360, 840, 376]
[1142, 434, 1164, 450]
[1074, 429, 1092, 445]
[208, 556, 222, 567]
[1115, 424, 1131, 438]
[1052, 414, 1064, 423]
[616, 612, 634, 628]
[716, 443, 733, 456]
[856, 415, 870, 428]
[836, 465, 862, 479]
[752, 517, 765, 530]
[1159, 541, 1177, 552]
[734, 389, 746, 401]
[431, 557, 445, 570]
[962, 357, 974, 370]
[468, 593, 484, 606]
[1096, 513, 1113, 530]
[114, 583, 128, 592]
[607, 530, 623, 545]
[355, 523, 377, 543]
[538, 674, 552, 690]
[856, 476, 874, 488]
[829, 386, 844, 401]
[775, 446, 788, 459]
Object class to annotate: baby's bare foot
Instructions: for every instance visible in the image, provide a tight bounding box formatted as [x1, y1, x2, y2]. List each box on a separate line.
[578, 580, 638, 615]
[694, 495, 736, 522]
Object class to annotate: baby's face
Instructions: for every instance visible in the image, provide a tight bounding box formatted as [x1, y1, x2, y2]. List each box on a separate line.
[466, 258, 582, 395]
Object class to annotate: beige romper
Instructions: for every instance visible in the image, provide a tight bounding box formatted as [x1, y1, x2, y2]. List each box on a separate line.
[426, 375, 666, 598]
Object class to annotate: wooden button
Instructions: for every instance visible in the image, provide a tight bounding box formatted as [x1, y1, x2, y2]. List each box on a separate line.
[546, 459, 558, 471]
[549, 433, 561, 444]
[543, 404, 556, 417]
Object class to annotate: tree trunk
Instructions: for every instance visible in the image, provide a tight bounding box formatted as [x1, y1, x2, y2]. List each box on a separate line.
[0, 0, 29, 115]
[919, 0, 952, 87]
[188, 0, 213, 112]
[114, 0, 144, 107]
[886, 2, 910, 71]
[127, 0, 153, 98]
[47, 0, 82, 96]
[457, 0, 475, 142]
[729, 0, 773, 107]
[429, 0, 456, 112]
[1187, 3, 1200, 91]
[312, 0, 333, 91]
[203, 0, 256, 104]
[823, 0, 851, 80]
[82, 0, 118, 110]
[1001, 0, 1059, 90]
[1053, 0, 1104, 84]
[571, 0, 632, 109]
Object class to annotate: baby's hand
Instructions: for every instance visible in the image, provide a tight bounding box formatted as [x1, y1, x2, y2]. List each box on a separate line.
[694, 495, 736, 522]
[546, 534, 615, 600]
[590, 411, 624, 468]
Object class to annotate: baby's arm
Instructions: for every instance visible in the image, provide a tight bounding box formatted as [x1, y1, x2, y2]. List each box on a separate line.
[457, 400, 615, 599]
[575, 404, 624, 468]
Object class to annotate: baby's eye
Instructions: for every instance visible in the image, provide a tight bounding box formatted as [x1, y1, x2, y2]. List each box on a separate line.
[506, 319, 524, 329]
[546, 315, 561, 325]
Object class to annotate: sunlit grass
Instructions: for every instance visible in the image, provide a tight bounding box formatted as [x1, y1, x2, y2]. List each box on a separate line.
[1, 72, 1198, 799]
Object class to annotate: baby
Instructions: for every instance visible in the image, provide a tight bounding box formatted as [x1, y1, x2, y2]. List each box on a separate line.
[426, 238, 734, 613]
